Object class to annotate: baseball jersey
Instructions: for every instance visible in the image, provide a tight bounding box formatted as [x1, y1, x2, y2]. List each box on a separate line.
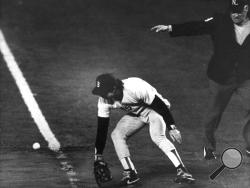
[97, 77, 170, 118]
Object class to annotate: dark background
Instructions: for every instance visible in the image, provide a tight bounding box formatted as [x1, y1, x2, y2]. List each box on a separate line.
[0, 0, 249, 187]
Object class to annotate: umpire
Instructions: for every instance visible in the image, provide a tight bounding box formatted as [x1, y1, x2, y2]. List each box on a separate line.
[151, 0, 250, 159]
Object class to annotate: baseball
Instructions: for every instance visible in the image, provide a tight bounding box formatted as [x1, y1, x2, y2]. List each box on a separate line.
[32, 142, 40, 150]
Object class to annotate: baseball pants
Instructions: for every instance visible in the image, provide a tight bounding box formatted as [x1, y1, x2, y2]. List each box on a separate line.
[111, 109, 175, 159]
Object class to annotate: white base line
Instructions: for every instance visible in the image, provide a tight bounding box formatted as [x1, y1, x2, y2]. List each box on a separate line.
[0, 29, 81, 187]
[0, 29, 60, 151]
[56, 151, 81, 188]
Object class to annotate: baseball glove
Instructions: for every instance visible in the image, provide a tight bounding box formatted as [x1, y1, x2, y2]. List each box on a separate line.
[94, 160, 112, 186]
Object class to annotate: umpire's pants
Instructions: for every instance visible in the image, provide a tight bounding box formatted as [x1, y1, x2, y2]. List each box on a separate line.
[204, 79, 250, 150]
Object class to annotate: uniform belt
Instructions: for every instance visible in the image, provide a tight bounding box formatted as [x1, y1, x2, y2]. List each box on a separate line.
[127, 106, 147, 117]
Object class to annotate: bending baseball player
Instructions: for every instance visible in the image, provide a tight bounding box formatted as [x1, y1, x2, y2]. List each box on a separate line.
[92, 73, 195, 186]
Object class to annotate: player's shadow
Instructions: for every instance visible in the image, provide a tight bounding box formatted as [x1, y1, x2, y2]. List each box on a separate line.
[138, 162, 214, 188]
[139, 163, 176, 180]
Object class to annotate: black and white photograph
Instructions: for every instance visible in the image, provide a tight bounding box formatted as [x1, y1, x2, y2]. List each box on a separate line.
[0, 0, 250, 187]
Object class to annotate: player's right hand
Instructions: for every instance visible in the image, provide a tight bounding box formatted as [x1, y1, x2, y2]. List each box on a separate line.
[151, 25, 172, 32]
[169, 128, 182, 144]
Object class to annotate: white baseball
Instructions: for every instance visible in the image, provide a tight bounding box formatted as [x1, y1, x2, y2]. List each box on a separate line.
[33, 142, 40, 150]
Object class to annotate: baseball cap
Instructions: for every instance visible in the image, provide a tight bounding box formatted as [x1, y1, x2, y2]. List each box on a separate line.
[92, 73, 116, 96]
[230, 0, 249, 13]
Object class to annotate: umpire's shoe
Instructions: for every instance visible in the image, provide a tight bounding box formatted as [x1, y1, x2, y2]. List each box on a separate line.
[204, 147, 217, 160]
[174, 168, 195, 184]
[246, 147, 250, 157]
[120, 169, 140, 185]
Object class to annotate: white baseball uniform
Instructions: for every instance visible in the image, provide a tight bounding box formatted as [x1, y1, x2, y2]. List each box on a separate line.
[97, 77, 176, 160]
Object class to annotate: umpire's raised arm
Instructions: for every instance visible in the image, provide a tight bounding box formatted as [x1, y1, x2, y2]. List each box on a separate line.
[151, 16, 216, 36]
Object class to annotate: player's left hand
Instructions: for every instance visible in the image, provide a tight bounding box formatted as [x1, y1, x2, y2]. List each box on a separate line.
[169, 126, 182, 144]
[94, 159, 112, 186]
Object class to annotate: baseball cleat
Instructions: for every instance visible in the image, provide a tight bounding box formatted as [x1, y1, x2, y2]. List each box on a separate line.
[204, 147, 217, 160]
[120, 169, 140, 185]
[246, 147, 250, 157]
[174, 168, 195, 184]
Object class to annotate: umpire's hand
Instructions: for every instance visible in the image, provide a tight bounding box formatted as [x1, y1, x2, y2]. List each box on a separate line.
[151, 25, 172, 32]
[169, 126, 182, 144]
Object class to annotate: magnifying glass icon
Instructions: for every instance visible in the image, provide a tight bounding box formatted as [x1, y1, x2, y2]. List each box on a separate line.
[210, 148, 242, 180]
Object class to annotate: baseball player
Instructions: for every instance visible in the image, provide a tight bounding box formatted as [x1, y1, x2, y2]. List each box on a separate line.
[92, 73, 195, 185]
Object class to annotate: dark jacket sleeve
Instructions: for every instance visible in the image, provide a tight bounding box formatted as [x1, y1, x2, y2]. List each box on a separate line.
[95, 117, 110, 155]
[149, 95, 175, 131]
[169, 17, 216, 37]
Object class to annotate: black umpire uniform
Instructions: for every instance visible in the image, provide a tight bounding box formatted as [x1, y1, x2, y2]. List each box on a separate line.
[169, 13, 250, 85]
